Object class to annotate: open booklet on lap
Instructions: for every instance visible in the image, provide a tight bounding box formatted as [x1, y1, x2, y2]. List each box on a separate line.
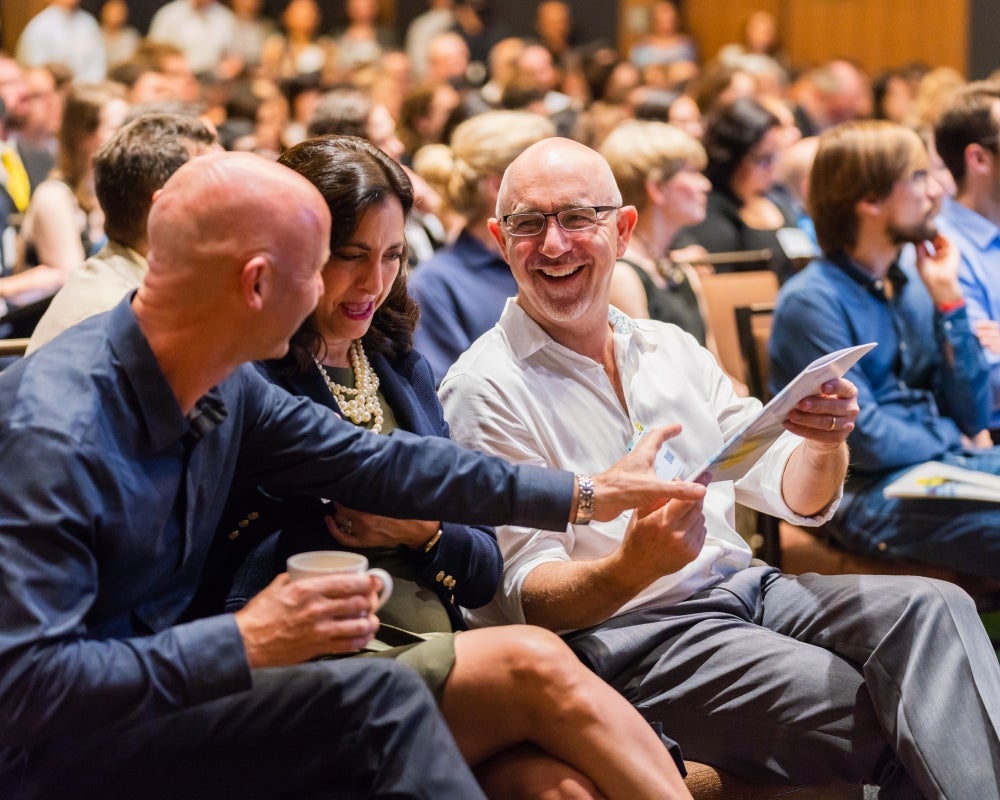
[883, 461, 1000, 502]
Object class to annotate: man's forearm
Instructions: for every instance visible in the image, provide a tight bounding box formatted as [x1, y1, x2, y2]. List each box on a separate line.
[520, 556, 654, 632]
[781, 440, 848, 517]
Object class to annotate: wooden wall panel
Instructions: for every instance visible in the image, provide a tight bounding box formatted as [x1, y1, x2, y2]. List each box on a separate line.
[682, 0, 782, 65]
[0, 0, 47, 53]
[621, 0, 969, 77]
[784, 0, 966, 73]
[3, 1, 972, 83]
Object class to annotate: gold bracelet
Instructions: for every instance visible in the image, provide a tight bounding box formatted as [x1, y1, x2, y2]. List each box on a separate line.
[422, 528, 443, 553]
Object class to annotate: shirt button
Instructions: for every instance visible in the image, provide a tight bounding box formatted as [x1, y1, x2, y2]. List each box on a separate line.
[238, 519, 250, 528]
[228, 530, 240, 540]
[247, 511, 259, 520]
[435, 571, 445, 583]
[877, 542, 888, 552]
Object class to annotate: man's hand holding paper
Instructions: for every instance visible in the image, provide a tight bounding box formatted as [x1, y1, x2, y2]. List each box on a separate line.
[784, 377, 860, 447]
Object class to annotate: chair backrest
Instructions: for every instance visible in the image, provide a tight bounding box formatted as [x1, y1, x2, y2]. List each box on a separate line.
[735, 302, 775, 402]
[688, 248, 772, 270]
[0, 294, 54, 339]
[699, 270, 779, 384]
[0, 337, 29, 357]
[0, 337, 29, 373]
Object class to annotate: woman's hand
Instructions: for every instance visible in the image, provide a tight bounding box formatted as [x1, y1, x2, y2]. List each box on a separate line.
[325, 504, 439, 550]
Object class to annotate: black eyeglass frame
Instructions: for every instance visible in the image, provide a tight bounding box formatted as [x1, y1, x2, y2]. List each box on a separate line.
[499, 205, 621, 236]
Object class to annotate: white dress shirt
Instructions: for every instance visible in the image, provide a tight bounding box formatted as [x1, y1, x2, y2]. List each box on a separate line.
[440, 299, 837, 631]
[16, 5, 106, 82]
[148, 0, 237, 76]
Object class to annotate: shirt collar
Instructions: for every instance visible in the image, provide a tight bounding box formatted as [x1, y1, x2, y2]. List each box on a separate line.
[94, 239, 149, 281]
[826, 250, 908, 302]
[497, 297, 656, 361]
[942, 195, 1000, 251]
[106, 294, 228, 451]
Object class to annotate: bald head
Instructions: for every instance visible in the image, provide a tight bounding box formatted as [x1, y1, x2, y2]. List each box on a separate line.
[130, 155, 331, 408]
[488, 137, 634, 356]
[139, 151, 331, 369]
[497, 137, 621, 217]
[147, 151, 330, 284]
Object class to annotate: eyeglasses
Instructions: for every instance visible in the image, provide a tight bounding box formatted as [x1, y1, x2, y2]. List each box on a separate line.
[500, 206, 620, 237]
[978, 134, 1000, 150]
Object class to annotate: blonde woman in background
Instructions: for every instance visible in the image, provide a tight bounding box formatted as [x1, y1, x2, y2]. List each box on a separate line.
[601, 119, 746, 394]
[409, 110, 555, 384]
[0, 81, 128, 307]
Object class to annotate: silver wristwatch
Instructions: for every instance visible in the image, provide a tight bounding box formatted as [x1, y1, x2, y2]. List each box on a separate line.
[574, 473, 595, 525]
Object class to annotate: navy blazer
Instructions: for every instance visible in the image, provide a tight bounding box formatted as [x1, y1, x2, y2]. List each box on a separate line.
[253, 348, 503, 631]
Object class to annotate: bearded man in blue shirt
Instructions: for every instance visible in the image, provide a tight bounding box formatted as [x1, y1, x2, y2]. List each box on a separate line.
[771, 119, 1000, 578]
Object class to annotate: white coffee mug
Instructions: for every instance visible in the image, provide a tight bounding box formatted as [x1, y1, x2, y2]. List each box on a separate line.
[286, 551, 394, 610]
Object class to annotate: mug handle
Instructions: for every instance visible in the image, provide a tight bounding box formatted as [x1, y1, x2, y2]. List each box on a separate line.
[367, 567, 394, 610]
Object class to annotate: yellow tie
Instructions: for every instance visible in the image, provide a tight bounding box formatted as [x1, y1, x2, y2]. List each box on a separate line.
[1, 146, 31, 212]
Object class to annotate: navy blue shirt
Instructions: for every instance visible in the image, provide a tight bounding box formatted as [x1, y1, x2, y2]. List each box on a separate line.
[410, 230, 516, 384]
[0, 296, 573, 748]
[770, 253, 990, 474]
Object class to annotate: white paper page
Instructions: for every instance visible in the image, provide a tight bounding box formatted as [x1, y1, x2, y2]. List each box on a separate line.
[883, 460, 1000, 501]
[681, 342, 877, 484]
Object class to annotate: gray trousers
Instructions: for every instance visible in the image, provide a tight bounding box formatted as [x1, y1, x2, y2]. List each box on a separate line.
[565, 566, 1000, 799]
[5, 658, 485, 800]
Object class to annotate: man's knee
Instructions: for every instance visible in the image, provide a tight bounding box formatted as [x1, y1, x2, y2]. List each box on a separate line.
[893, 575, 977, 620]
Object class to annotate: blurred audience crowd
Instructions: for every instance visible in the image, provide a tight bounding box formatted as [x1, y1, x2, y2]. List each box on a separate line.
[6, 3, 1000, 798]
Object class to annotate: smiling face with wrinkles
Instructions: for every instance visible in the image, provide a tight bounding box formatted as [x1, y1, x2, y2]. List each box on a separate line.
[489, 138, 637, 351]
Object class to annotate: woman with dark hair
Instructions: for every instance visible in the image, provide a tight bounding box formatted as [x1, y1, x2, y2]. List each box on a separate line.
[233, 134, 692, 800]
[676, 95, 810, 282]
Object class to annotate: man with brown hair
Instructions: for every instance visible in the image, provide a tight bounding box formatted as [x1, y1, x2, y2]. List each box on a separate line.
[27, 111, 220, 352]
[771, 120, 1000, 577]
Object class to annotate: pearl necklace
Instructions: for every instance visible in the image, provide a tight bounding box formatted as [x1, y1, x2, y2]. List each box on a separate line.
[314, 340, 384, 433]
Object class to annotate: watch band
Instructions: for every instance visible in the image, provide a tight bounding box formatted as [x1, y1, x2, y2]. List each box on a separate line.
[574, 473, 595, 525]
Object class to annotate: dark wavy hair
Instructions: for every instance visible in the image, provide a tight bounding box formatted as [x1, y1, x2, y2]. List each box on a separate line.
[702, 96, 779, 196]
[277, 135, 417, 372]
